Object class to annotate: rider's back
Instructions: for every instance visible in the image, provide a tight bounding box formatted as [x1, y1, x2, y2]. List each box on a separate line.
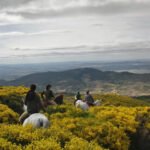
[85, 94, 94, 104]
[25, 91, 41, 114]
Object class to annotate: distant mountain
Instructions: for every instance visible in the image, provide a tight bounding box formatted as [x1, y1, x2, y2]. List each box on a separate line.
[0, 60, 150, 80]
[1, 68, 150, 95]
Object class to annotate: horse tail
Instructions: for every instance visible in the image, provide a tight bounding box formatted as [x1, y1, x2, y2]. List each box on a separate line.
[38, 118, 43, 127]
[38, 117, 50, 128]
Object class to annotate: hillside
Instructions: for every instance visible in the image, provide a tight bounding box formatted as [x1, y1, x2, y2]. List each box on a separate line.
[134, 95, 150, 103]
[0, 68, 150, 96]
[0, 86, 149, 150]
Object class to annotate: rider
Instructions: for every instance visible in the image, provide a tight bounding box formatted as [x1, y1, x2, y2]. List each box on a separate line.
[75, 91, 82, 100]
[19, 84, 45, 124]
[41, 84, 56, 107]
[84, 90, 95, 106]
[74, 91, 82, 105]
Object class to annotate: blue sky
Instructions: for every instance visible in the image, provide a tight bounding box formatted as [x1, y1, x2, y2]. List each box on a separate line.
[0, 0, 150, 64]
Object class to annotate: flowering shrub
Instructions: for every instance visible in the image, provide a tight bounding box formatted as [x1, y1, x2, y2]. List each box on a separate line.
[0, 86, 28, 96]
[93, 93, 150, 107]
[0, 105, 149, 149]
[64, 137, 103, 150]
[0, 86, 149, 150]
[0, 86, 28, 113]
[26, 138, 62, 150]
[0, 104, 18, 123]
[0, 138, 22, 150]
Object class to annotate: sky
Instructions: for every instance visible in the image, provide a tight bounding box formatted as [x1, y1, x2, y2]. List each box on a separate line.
[0, 0, 150, 64]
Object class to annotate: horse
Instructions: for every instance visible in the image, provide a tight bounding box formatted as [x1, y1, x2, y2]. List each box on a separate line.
[75, 100, 102, 111]
[22, 104, 50, 128]
[75, 100, 89, 111]
[23, 113, 50, 128]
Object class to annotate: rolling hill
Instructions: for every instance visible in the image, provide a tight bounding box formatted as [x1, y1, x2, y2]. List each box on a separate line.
[0, 86, 150, 150]
[0, 68, 150, 96]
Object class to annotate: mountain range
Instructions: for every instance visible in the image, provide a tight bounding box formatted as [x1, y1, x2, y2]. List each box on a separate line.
[0, 60, 150, 81]
[0, 68, 150, 96]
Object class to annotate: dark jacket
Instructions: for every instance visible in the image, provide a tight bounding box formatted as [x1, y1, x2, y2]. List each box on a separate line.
[25, 90, 43, 114]
[75, 92, 81, 100]
[41, 90, 54, 101]
[85, 94, 94, 104]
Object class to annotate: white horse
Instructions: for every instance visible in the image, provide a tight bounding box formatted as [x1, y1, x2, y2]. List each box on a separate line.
[75, 100, 89, 111]
[23, 113, 50, 128]
[75, 100, 101, 111]
[22, 104, 50, 128]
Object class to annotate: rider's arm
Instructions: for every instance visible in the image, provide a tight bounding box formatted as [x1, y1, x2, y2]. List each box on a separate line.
[24, 93, 28, 105]
[51, 90, 55, 98]
[41, 91, 45, 100]
[37, 94, 46, 112]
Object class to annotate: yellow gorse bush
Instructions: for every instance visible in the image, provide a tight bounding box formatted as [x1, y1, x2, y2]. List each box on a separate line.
[0, 138, 22, 150]
[0, 86, 149, 150]
[64, 137, 103, 150]
[0, 104, 18, 123]
[0, 86, 29, 114]
[0, 86, 28, 96]
[93, 93, 150, 107]
[26, 138, 62, 150]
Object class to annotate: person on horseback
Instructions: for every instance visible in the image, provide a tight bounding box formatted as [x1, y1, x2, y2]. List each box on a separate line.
[75, 91, 82, 100]
[84, 90, 95, 106]
[41, 84, 56, 107]
[74, 91, 82, 105]
[19, 84, 45, 124]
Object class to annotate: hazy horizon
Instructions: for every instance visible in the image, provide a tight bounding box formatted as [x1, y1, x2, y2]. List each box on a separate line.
[0, 60, 150, 81]
[0, 0, 150, 64]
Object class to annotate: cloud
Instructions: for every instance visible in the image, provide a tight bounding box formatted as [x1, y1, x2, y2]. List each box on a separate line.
[0, 31, 24, 36]
[0, 0, 149, 64]
[11, 41, 150, 57]
[0, 13, 23, 24]
[1, 41, 150, 63]
[0, 29, 70, 37]
[0, 0, 150, 23]
[0, 0, 33, 9]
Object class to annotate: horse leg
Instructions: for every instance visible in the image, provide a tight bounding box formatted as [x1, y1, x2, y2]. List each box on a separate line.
[19, 111, 30, 124]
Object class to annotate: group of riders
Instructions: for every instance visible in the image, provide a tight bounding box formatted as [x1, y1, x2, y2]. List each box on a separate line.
[19, 84, 96, 124]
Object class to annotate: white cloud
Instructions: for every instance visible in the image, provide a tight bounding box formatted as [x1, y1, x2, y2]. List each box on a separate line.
[1, 41, 149, 64]
[0, 13, 23, 24]
[0, 29, 70, 37]
[0, 0, 150, 64]
[6, 41, 149, 59]
[0, 0, 33, 9]
[0, 0, 150, 23]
